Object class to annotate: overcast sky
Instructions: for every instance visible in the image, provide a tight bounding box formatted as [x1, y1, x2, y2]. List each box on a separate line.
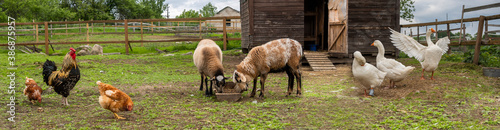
[162, 0, 240, 18]
[162, 0, 499, 35]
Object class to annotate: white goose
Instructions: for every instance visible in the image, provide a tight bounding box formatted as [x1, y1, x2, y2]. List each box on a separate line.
[352, 51, 387, 97]
[389, 28, 450, 80]
[371, 40, 415, 88]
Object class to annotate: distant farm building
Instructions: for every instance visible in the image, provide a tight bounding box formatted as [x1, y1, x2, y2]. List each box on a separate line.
[206, 6, 241, 32]
[240, 0, 400, 61]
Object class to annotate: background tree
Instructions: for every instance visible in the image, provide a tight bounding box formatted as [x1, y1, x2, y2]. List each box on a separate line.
[199, 2, 217, 17]
[0, 0, 169, 22]
[141, 0, 168, 18]
[400, 0, 416, 22]
[176, 9, 200, 18]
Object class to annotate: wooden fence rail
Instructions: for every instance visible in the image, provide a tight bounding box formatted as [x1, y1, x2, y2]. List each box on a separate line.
[0, 16, 242, 55]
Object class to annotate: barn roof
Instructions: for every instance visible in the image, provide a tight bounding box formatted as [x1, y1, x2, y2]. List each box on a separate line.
[217, 6, 240, 14]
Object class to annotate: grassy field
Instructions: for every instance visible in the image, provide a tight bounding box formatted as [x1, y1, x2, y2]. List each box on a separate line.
[0, 33, 499, 129]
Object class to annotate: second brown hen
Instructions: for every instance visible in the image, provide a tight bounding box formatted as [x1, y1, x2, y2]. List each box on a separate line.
[96, 81, 133, 119]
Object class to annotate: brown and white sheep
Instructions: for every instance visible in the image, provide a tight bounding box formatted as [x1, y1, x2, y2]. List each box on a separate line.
[193, 39, 228, 96]
[233, 38, 303, 98]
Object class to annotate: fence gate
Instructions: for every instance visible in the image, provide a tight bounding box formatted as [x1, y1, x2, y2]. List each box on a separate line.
[328, 0, 347, 54]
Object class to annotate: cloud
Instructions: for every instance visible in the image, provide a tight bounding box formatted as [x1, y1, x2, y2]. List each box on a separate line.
[162, 0, 240, 18]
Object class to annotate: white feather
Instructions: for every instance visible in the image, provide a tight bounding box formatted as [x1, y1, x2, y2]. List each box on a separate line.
[105, 90, 116, 97]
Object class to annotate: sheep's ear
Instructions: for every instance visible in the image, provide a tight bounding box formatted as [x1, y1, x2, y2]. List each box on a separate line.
[234, 72, 241, 82]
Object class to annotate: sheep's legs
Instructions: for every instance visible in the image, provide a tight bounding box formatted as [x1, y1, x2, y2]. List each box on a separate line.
[420, 69, 425, 80]
[209, 80, 214, 96]
[199, 74, 204, 91]
[285, 70, 294, 96]
[249, 78, 258, 98]
[204, 77, 210, 96]
[294, 69, 302, 96]
[259, 74, 267, 98]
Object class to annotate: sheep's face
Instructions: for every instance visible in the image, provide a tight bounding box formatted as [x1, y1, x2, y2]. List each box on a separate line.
[233, 71, 249, 93]
[213, 75, 226, 93]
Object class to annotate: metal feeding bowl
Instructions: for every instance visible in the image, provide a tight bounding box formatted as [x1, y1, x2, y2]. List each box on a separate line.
[215, 82, 242, 102]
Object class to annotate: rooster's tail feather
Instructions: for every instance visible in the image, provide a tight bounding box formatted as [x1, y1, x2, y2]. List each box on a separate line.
[42, 59, 57, 86]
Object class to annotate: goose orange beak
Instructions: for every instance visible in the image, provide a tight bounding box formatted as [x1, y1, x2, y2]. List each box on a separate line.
[370, 43, 374, 46]
[431, 28, 436, 33]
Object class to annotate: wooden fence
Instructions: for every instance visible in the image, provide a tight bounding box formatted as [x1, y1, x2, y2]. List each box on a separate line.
[0, 16, 242, 54]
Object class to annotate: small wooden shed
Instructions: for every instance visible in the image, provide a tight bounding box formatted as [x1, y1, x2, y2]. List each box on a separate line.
[240, 0, 400, 59]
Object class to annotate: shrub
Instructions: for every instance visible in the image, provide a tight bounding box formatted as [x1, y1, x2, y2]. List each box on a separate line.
[463, 45, 500, 67]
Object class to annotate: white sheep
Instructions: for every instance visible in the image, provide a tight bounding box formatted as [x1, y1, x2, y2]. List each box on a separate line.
[193, 39, 228, 96]
[233, 38, 303, 98]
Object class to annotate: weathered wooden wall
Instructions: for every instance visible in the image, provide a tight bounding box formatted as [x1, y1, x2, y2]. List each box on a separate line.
[241, 0, 305, 51]
[240, 0, 250, 50]
[347, 0, 400, 54]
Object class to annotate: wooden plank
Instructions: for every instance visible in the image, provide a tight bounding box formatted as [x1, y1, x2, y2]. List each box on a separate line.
[223, 17, 227, 50]
[254, 2, 302, 6]
[402, 14, 500, 27]
[36, 24, 39, 43]
[485, 30, 500, 33]
[249, 0, 254, 35]
[254, 6, 304, 11]
[124, 19, 129, 54]
[65, 19, 68, 35]
[44, 22, 49, 55]
[86, 23, 89, 42]
[140, 21, 143, 47]
[464, 2, 500, 12]
[474, 16, 485, 65]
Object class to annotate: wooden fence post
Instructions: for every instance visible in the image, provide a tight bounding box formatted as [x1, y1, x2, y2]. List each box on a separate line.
[115, 22, 117, 32]
[124, 19, 129, 54]
[36, 24, 39, 43]
[199, 14, 202, 39]
[86, 22, 89, 42]
[65, 19, 68, 36]
[44, 22, 49, 55]
[91, 19, 94, 35]
[140, 21, 144, 47]
[417, 26, 419, 42]
[151, 21, 154, 35]
[50, 20, 53, 38]
[435, 19, 438, 41]
[410, 28, 412, 37]
[447, 23, 451, 54]
[79, 19, 81, 33]
[223, 17, 227, 50]
[473, 16, 485, 65]
[485, 20, 489, 41]
[32, 20, 35, 39]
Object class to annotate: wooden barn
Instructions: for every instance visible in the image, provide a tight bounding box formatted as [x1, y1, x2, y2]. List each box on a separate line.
[240, 0, 401, 63]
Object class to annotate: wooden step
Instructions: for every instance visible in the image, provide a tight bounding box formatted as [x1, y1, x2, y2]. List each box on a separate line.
[304, 51, 336, 71]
